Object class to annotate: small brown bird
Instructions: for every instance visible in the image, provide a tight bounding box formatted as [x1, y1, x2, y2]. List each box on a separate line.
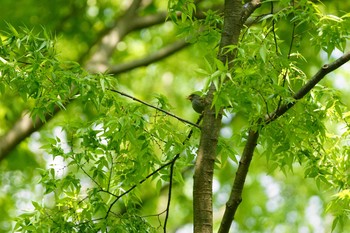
[187, 93, 206, 113]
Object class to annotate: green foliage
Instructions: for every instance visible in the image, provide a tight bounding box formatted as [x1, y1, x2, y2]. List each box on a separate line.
[1, 0, 350, 232]
[168, 0, 196, 23]
[328, 189, 350, 232]
[0, 26, 113, 122]
[0, 25, 194, 231]
[314, 14, 350, 56]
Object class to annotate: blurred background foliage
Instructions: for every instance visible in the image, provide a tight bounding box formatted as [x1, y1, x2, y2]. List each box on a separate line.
[1, 0, 350, 232]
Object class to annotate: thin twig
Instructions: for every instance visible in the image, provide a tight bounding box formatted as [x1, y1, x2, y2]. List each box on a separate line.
[271, 2, 278, 53]
[254, 88, 270, 119]
[107, 152, 113, 192]
[163, 115, 201, 232]
[276, 21, 295, 110]
[108, 89, 200, 128]
[163, 158, 175, 233]
[287, 23, 296, 59]
[267, 51, 350, 122]
[104, 114, 200, 222]
[104, 155, 178, 218]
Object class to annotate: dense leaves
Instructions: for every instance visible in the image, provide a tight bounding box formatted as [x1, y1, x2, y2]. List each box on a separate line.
[1, 0, 350, 232]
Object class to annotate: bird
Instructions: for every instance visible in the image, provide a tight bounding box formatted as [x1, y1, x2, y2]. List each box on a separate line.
[187, 93, 206, 113]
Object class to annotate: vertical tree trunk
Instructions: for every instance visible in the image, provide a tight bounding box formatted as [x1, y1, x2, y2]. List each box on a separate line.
[193, 0, 246, 232]
[193, 91, 222, 232]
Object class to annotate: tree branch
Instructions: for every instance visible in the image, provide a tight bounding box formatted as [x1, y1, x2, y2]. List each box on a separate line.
[104, 155, 177, 219]
[266, 51, 350, 124]
[108, 89, 200, 128]
[85, 0, 143, 73]
[132, 12, 168, 30]
[108, 40, 189, 75]
[163, 156, 175, 233]
[218, 130, 259, 233]
[218, 50, 350, 233]
[0, 107, 60, 162]
[241, 0, 262, 25]
[104, 118, 198, 220]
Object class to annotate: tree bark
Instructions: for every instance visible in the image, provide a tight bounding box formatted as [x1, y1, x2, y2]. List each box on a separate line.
[193, 91, 222, 233]
[193, 0, 257, 232]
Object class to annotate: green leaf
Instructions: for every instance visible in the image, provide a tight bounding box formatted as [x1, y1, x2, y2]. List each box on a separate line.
[31, 201, 41, 210]
[259, 45, 267, 63]
[6, 22, 20, 37]
[332, 216, 339, 232]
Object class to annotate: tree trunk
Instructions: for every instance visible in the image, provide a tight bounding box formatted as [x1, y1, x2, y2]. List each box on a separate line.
[193, 0, 249, 232]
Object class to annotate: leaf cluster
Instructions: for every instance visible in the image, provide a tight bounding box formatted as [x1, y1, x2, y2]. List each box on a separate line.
[0, 25, 196, 231]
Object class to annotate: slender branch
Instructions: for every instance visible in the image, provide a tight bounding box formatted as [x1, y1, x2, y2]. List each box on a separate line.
[85, 0, 142, 73]
[103, 117, 200, 222]
[287, 23, 296, 59]
[218, 130, 259, 233]
[267, 51, 350, 123]
[108, 40, 189, 75]
[0, 107, 60, 162]
[104, 158, 176, 218]
[132, 12, 169, 30]
[241, 0, 262, 25]
[218, 50, 350, 233]
[254, 88, 271, 119]
[277, 18, 296, 114]
[78, 161, 102, 189]
[271, 2, 278, 53]
[163, 158, 175, 233]
[85, 3, 210, 73]
[107, 153, 114, 192]
[108, 89, 200, 128]
[104, 121, 197, 219]
[79, 10, 170, 64]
